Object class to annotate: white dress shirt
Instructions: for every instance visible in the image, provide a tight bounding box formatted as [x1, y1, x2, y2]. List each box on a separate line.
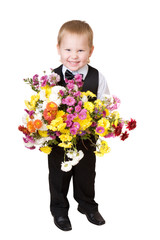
[62, 65, 110, 99]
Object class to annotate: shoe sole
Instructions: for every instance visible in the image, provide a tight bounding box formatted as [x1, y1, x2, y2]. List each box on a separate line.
[54, 220, 72, 231]
[78, 207, 105, 226]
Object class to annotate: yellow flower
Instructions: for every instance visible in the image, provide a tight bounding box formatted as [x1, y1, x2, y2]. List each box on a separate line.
[74, 112, 92, 131]
[40, 146, 52, 154]
[94, 151, 104, 157]
[94, 99, 104, 107]
[59, 134, 72, 142]
[111, 111, 120, 119]
[84, 102, 94, 113]
[25, 93, 40, 111]
[47, 117, 65, 132]
[56, 110, 66, 118]
[98, 118, 110, 129]
[58, 123, 67, 132]
[38, 130, 48, 137]
[99, 141, 111, 154]
[41, 85, 52, 99]
[105, 109, 110, 116]
[81, 91, 96, 98]
[94, 140, 111, 157]
[58, 142, 72, 148]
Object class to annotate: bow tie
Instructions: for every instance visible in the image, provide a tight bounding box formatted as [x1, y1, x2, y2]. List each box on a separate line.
[65, 69, 83, 80]
[65, 69, 75, 80]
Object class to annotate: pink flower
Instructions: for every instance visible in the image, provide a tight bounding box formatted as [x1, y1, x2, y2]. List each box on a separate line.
[75, 74, 83, 82]
[96, 126, 105, 134]
[65, 96, 76, 106]
[67, 82, 75, 90]
[104, 133, 115, 138]
[78, 101, 83, 107]
[73, 91, 81, 97]
[40, 75, 48, 86]
[75, 105, 81, 112]
[59, 90, 64, 96]
[67, 107, 73, 113]
[66, 120, 72, 127]
[78, 109, 87, 120]
[67, 114, 75, 121]
[72, 122, 80, 130]
[62, 98, 66, 104]
[70, 127, 78, 135]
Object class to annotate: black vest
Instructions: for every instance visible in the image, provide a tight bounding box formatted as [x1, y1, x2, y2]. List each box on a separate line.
[53, 65, 99, 96]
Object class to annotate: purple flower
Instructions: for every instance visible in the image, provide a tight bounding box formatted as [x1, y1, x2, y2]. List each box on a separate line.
[91, 122, 97, 127]
[40, 75, 48, 86]
[25, 109, 35, 118]
[78, 109, 87, 120]
[78, 131, 86, 136]
[33, 74, 39, 85]
[23, 135, 35, 143]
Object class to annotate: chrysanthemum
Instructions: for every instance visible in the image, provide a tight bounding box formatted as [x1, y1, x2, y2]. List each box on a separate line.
[61, 161, 72, 172]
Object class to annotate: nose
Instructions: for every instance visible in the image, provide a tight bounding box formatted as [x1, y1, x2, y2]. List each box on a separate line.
[71, 51, 78, 59]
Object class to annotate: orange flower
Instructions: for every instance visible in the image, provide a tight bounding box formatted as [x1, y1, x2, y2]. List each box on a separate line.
[46, 102, 58, 111]
[34, 119, 43, 129]
[43, 109, 57, 123]
[27, 121, 36, 133]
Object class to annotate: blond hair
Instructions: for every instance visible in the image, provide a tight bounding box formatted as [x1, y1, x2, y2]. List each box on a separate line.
[57, 20, 93, 48]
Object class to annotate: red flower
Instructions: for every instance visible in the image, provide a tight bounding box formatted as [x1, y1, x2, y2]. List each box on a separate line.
[114, 125, 122, 136]
[121, 131, 129, 141]
[18, 125, 30, 135]
[127, 119, 137, 131]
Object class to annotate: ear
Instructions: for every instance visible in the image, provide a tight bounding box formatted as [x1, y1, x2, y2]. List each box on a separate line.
[89, 46, 94, 57]
[57, 44, 60, 55]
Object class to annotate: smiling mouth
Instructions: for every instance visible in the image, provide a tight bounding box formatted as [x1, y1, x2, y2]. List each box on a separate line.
[68, 61, 80, 65]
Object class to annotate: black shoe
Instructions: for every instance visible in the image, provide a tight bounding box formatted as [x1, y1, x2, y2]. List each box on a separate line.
[54, 215, 72, 231]
[78, 206, 105, 225]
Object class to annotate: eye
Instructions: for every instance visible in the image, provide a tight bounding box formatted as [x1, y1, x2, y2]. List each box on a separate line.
[65, 49, 71, 52]
[78, 50, 84, 52]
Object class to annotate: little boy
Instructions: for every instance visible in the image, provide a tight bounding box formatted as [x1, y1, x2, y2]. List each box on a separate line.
[48, 20, 110, 231]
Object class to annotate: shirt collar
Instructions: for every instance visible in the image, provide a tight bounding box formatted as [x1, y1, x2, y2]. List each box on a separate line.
[62, 65, 88, 80]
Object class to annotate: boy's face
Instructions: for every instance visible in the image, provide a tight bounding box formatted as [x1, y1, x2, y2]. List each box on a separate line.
[57, 32, 94, 72]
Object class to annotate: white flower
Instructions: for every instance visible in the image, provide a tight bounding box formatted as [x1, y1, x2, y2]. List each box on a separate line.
[81, 95, 88, 103]
[34, 137, 52, 145]
[74, 150, 84, 161]
[70, 158, 79, 166]
[61, 161, 72, 172]
[66, 150, 75, 159]
[39, 124, 48, 131]
[49, 85, 66, 106]
[51, 85, 66, 95]
[66, 149, 84, 164]
[22, 113, 29, 125]
[39, 89, 47, 101]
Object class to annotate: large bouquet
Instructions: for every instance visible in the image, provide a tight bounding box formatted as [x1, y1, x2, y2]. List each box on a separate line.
[18, 68, 136, 171]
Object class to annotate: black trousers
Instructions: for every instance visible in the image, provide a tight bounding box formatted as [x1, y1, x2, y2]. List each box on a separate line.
[48, 137, 98, 217]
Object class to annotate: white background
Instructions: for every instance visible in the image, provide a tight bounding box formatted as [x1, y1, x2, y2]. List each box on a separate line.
[0, 0, 160, 239]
